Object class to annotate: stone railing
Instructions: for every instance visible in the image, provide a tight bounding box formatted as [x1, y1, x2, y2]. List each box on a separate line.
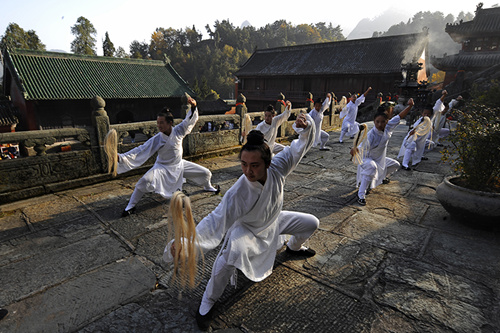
[0, 95, 342, 204]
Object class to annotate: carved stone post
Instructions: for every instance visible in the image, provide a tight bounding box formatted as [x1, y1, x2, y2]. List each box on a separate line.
[275, 92, 286, 115]
[90, 96, 110, 172]
[235, 93, 247, 139]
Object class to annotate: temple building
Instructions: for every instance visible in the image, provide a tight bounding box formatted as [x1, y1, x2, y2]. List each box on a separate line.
[235, 32, 429, 111]
[431, 3, 500, 86]
[2, 48, 194, 131]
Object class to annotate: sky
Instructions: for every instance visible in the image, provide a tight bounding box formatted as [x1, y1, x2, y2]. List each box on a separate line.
[0, 0, 482, 55]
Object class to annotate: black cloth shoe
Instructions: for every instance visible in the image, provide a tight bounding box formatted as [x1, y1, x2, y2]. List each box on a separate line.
[382, 177, 391, 184]
[0, 308, 8, 321]
[214, 184, 221, 195]
[357, 195, 366, 206]
[196, 307, 214, 331]
[121, 207, 136, 217]
[401, 165, 412, 171]
[350, 136, 354, 139]
[285, 245, 316, 257]
[319, 147, 330, 151]
[421, 157, 428, 160]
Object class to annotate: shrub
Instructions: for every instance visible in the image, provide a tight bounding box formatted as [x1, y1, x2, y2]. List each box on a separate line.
[441, 102, 500, 192]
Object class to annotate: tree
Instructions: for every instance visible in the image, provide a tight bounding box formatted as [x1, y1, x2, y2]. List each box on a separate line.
[115, 46, 129, 58]
[0, 23, 45, 51]
[129, 40, 149, 59]
[103, 32, 115, 57]
[70, 16, 97, 55]
[186, 25, 202, 46]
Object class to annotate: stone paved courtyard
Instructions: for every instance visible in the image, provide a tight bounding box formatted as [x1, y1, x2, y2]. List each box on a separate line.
[1, 121, 499, 333]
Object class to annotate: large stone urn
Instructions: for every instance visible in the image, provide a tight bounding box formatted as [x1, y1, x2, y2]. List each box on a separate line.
[436, 175, 500, 226]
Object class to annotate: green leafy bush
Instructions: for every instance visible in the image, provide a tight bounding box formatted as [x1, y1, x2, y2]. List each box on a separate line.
[441, 102, 500, 192]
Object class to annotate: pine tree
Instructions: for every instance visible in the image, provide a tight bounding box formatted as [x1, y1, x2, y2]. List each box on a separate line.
[103, 32, 116, 57]
[70, 16, 97, 55]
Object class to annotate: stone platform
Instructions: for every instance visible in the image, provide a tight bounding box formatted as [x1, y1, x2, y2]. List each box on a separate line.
[1, 121, 499, 333]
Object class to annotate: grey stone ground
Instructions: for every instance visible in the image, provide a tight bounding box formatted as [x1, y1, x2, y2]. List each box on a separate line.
[1, 121, 499, 333]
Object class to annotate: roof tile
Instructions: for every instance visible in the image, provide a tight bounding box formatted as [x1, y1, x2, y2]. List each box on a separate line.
[4, 49, 194, 100]
[235, 33, 428, 77]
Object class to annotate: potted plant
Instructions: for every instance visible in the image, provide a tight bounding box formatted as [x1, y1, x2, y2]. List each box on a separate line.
[437, 86, 500, 226]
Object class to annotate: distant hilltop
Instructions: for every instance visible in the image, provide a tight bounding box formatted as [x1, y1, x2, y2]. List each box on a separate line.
[240, 20, 252, 28]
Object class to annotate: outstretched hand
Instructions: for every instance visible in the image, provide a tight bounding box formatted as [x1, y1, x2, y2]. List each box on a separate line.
[187, 97, 197, 108]
[407, 98, 414, 107]
[295, 113, 307, 129]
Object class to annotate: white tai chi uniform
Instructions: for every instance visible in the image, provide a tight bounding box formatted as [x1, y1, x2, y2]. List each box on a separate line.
[255, 106, 291, 154]
[397, 116, 432, 168]
[308, 96, 331, 149]
[339, 95, 365, 142]
[164, 114, 318, 315]
[357, 115, 401, 199]
[118, 107, 216, 211]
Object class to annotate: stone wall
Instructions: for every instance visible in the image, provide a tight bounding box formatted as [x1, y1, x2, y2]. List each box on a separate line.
[0, 96, 342, 204]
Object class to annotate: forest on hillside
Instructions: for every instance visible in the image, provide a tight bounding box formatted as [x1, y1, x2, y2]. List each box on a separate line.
[1, 9, 474, 99]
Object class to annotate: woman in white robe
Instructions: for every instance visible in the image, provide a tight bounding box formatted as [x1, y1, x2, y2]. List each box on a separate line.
[351, 99, 414, 205]
[164, 112, 318, 330]
[118, 98, 218, 216]
[339, 87, 372, 143]
[308, 93, 331, 150]
[255, 103, 291, 154]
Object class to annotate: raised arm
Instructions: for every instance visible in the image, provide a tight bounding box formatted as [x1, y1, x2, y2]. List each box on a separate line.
[175, 98, 199, 137]
[271, 113, 315, 178]
[363, 87, 372, 96]
[318, 94, 332, 114]
[273, 101, 292, 127]
[398, 98, 414, 119]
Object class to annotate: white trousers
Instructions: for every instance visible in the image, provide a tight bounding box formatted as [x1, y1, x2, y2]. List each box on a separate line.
[125, 160, 215, 211]
[339, 122, 359, 142]
[318, 130, 329, 149]
[357, 157, 400, 199]
[199, 210, 319, 315]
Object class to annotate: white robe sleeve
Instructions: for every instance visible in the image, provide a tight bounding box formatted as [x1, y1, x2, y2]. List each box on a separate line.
[174, 107, 199, 137]
[116, 133, 164, 174]
[355, 95, 366, 107]
[319, 96, 331, 114]
[385, 115, 401, 134]
[271, 114, 316, 178]
[272, 106, 291, 127]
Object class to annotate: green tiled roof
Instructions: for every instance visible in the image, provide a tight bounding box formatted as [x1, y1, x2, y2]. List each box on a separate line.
[4, 49, 194, 100]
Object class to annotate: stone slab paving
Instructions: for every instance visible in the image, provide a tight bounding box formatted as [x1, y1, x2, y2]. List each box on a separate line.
[0, 121, 499, 333]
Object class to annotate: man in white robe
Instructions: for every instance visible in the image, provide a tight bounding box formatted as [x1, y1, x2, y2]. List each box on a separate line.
[255, 103, 291, 154]
[118, 98, 219, 216]
[397, 106, 433, 170]
[308, 93, 332, 150]
[339, 87, 372, 143]
[164, 113, 318, 330]
[351, 98, 414, 205]
[430, 90, 450, 145]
